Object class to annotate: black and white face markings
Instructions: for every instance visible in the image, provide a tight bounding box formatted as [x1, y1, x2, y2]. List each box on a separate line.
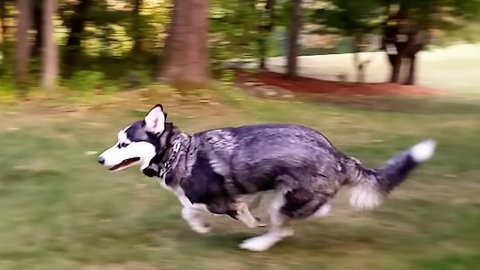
[98, 104, 168, 172]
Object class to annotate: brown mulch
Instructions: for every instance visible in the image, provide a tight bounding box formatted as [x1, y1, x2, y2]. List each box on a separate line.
[232, 68, 441, 97]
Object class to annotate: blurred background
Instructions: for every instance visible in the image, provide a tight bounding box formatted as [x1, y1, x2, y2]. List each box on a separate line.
[0, 0, 479, 269]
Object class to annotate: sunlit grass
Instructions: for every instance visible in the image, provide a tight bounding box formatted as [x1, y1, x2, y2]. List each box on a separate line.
[0, 88, 479, 270]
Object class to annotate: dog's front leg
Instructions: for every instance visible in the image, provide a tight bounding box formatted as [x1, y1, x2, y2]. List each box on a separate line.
[176, 194, 211, 234]
[181, 205, 211, 234]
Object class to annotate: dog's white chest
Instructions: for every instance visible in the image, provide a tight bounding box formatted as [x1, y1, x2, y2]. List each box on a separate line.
[159, 177, 210, 213]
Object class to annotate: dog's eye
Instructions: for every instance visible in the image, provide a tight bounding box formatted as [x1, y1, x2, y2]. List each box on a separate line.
[118, 142, 130, 148]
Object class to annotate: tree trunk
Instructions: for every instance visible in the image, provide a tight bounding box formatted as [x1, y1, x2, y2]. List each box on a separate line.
[259, 38, 267, 70]
[157, 0, 210, 90]
[353, 35, 365, 83]
[285, 0, 302, 79]
[354, 52, 366, 83]
[15, 0, 31, 93]
[41, 0, 58, 91]
[131, 0, 143, 54]
[64, 0, 91, 70]
[0, 0, 5, 46]
[258, 0, 275, 70]
[387, 53, 402, 83]
[404, 55, 416, 85]
[31, 3, 42, 58]
[0, 0, 5, 65]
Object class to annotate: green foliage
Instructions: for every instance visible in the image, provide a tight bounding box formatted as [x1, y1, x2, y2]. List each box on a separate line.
[64, 70, 105, 92]
[311, 0, 383, 36]
[0, 75, 15, 94]
[3, 0, 480, 92]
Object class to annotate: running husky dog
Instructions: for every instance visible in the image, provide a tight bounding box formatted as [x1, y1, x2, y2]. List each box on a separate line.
[98, 104, 436, 252]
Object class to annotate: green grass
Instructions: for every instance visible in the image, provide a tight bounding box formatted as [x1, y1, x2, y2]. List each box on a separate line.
[0, 87, 479, 270]
[266, 43, 480, 95]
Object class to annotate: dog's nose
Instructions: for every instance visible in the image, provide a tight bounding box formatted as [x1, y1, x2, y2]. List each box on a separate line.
[98, 157, 105, 165]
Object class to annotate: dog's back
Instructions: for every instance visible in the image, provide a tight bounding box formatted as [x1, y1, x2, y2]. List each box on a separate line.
[191, 124, 344, 196]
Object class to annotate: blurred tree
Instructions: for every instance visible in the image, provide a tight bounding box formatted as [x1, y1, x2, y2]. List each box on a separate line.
[64, 0, 91, 71]
[41, 0, 58, 91]
[131, 0, 144, 54]
[258, 0, 276, 70]
[0, 0, 6, 55]
[380, 0, 480, 85]
[286, 0, 302, 79]
[157, 0, 210, 90]
[15, 0, 31, 93]
[311, 0, 480, 85]
[31, 2, 42, 58]
[310, 0, 383, 82]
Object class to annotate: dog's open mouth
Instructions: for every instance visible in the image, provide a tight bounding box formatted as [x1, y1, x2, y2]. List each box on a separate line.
[109, 157, 141, 171]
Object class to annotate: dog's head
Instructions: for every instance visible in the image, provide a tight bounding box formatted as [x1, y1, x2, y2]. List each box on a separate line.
[98, 104, 168, 172]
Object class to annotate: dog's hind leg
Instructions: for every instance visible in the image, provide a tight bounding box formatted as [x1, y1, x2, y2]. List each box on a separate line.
[239, 191, 293, 252]
[239, 187, 331, 252]
[237, 194, 267, 227]
[235, 201, 266, 228]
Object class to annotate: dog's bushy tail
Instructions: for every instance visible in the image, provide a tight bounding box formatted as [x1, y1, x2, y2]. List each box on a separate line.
[345, 139, 436, 210]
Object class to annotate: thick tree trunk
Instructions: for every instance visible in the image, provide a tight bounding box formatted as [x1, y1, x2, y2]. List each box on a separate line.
[64, 0, 91, 69]
[0, 0, 5, 46]
[285, 0, 302, 79]
[131, 0, 143, 54]
[15, 0, 31, 92]
[157, 0, 210, 90]
[404, 55, 416, 85]
[387, 53, 402, 83]
[31, 3, 42, 57]
[41, 0, 58, 91]
[0, 0, 5, 65]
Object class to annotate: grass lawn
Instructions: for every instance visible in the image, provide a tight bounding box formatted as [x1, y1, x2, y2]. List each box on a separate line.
[267, 43, 480, 94]
[0, 86, 479, 270]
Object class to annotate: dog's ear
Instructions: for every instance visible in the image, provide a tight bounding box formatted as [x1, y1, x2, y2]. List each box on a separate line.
[144, 104, 166, 134]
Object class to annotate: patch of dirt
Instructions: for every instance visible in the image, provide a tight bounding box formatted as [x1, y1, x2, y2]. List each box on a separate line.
[232, 68, 442, 97]
[84, 262, 162, 270]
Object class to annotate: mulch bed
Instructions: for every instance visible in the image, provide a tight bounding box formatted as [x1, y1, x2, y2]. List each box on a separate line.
[231, 68, 441, 97]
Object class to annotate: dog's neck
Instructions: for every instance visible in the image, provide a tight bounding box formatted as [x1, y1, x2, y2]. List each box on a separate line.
[143, 123, 190, 178]
[156, 123, 182, 164]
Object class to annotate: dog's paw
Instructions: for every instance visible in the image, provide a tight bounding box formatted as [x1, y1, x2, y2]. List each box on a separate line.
[191, 223, 211, 234]
[239, 235, 278, 252]
[280, 227, 294, 237]
[255, 217, 267, 228]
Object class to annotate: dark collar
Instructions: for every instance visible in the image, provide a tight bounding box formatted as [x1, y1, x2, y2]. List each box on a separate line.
[158, 136, 183, 179]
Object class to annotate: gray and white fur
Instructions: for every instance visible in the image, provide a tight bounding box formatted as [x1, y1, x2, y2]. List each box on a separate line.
[98, 104, 436, 252]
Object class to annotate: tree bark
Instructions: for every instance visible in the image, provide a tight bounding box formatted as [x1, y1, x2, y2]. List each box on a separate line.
[157, 0, 210, 90]
[389, 54, 402, 83]
[403, 55, 415, 85]
[41, 0, 58, 91]
[64, 0, 91, 69]
[31, 2, 42, 57]
[131, 0, 143, 54]
[259, 38, 267, 70]
[353, 35, 365, 83]
[0, 0, 6, 47]
[15, 0, 31, 92]
[285, 0, 302, 79]
[258, 0, 275, 70]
